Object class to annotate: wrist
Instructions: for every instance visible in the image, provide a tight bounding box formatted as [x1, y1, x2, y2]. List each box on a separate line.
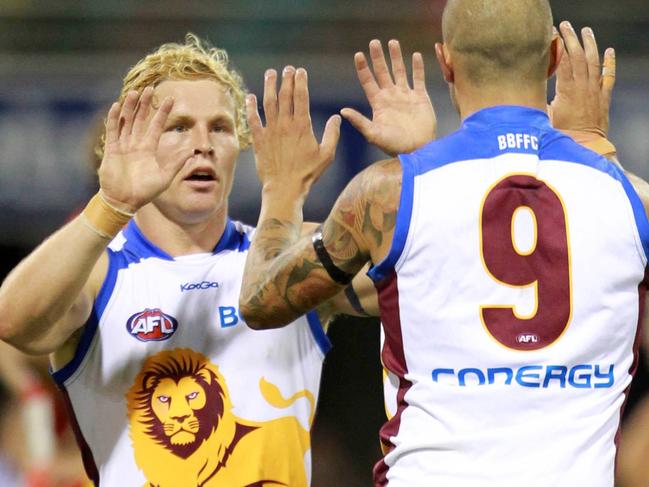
[81, 191, 134, 240]
[260, 185, 306, 224]
[100, 190, 139, 215]
[262, 181, 309, 205]
[561, 130, 616, 157]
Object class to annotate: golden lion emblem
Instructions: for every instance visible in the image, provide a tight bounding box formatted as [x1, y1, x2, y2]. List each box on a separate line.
[126, 348, 314, 487]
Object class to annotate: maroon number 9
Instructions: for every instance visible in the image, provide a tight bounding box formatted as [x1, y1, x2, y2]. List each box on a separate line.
[479, 174, 572, 351]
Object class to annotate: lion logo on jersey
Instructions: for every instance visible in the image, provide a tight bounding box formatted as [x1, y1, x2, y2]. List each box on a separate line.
[126, 348, 314, 487]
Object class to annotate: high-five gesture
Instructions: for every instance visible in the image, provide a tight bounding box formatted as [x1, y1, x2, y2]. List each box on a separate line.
[341, 39, 436, 156]
[246, 67, 341, 200]
[99, 87, 184, 213]
[549, 21, 616, 140]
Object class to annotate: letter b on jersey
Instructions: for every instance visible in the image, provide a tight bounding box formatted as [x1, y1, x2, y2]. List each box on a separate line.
[218, 306, 239, 328]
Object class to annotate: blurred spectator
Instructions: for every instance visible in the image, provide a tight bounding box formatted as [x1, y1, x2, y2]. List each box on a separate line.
[0, 341, 89, 487]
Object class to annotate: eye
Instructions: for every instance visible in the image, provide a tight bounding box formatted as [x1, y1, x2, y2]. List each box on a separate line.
[165, 123, 187, 133]
[157, 395, 170, 403]
[186, 391, 199, 400]
[211, 124, 226, 133]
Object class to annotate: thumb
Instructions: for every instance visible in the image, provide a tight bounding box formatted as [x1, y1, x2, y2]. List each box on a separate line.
[161, 152, 191, 184]
[340, 108, 374, 140]
[320, 115, 342, 160]
[246, 94, 264, 146]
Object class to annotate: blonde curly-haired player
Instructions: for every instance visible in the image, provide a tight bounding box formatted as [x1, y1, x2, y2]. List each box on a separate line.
[0, 34, 348, 486]
[0, 26, 447, 484]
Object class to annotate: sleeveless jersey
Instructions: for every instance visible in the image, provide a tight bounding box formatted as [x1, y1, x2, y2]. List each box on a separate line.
[369, 106, 649, 487]
[51, 219, 330, 487]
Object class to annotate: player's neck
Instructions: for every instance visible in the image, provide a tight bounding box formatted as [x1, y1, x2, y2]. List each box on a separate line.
[455, 80, 548, 122]
[134, 203, 228, 257]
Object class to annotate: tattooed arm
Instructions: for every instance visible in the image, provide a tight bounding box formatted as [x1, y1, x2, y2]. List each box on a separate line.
[299, 224, 379, 323]
[326, 265, 379, 318]
[241, 158, 401, 328]
[241, 63, 401, 328]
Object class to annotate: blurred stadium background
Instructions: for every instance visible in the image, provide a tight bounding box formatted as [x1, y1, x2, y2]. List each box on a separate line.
[1, 0, 649, 485]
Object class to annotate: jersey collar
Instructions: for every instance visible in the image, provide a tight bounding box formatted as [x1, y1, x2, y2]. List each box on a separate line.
[122, 218, 243, 261]
[462, 105, 552, 131]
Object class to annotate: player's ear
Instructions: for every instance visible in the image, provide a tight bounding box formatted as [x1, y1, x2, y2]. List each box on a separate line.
[435, 42, 455, 84]
[547, 34, 563, 79]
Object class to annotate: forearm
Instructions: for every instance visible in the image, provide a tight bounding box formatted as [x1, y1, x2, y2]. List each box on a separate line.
[0, 215, 108, 350]
[241, 190, 340, 328]
[241, 190, 306, 327]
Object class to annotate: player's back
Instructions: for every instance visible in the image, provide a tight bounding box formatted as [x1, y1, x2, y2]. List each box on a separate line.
[369, 106, 649, 487]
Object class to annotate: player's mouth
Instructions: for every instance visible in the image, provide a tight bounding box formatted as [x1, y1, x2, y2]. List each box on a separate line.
[184, 167, 218, 188]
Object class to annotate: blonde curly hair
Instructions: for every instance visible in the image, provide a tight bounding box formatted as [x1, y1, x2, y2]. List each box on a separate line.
[96, 34, 250, 161]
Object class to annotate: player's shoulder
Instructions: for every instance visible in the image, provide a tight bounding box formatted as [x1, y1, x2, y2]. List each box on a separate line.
[624, 170, 649, 216]
[362, 157, 403, 180]
[351, 157, 403, 205]
[400, 125, 502, 176]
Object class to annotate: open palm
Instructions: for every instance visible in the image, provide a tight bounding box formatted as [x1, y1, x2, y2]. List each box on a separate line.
[548, 22, 615, 138]
[99, 87, 187, 212]
[341, 39, 436, 156]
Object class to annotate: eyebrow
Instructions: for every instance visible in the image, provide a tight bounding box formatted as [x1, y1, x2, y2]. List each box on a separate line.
[165, 113, 235, 126]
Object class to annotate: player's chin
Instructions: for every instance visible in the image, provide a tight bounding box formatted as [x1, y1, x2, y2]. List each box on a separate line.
[177, 196, 224, 222]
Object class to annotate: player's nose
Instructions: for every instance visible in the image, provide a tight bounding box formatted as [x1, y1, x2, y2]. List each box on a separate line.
[193, 144, 214, 156]
[192, 127, 215, 156]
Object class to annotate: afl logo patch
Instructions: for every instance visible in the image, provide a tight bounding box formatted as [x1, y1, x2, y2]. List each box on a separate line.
[126, 308, 178, 342]
[516, 333, 539, 344]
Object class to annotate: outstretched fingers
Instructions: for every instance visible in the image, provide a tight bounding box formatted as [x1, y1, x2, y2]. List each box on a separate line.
[293, 68, 312, 124]
[104, 102, 121, 147]
[581, 27, 602, 92]
[278, 66, 296, 121]
[412, 52, 426, 92]
[144, 95, 174, 144]
[263, 69, 279, 125]
[560, 21, 587, 83]
[119, 91, 139, 141]
[601, 47, 616, 101]
[354, 51, 380, 100]
[388, 39, 409, 88]
[369, 39, 394, 87]
[132, 87, 154, 138]
[554, 28, 572, 90]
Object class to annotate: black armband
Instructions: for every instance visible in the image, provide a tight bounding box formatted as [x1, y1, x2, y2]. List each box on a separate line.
[344, 283, 370, 317]
[312, 225, 354, 285]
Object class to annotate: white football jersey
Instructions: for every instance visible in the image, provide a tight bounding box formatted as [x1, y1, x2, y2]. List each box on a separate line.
[52, 219, 329, 487]
[369, 106, 649, 487]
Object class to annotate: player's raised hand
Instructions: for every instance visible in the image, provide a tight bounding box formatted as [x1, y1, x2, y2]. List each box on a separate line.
[341, 39, 436, 156]
[98, 87, 187, 213]
[549, 21, 616, 138]
[246, 66, 341, 198]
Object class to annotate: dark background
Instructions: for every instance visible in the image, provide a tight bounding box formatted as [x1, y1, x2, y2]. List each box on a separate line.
[1, 1, 649, 485]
